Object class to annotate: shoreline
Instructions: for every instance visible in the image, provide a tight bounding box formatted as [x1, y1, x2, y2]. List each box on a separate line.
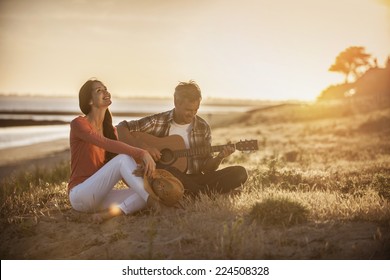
[0, 119, 68, 127]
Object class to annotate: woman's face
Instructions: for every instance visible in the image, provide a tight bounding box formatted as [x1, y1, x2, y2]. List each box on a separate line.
[90, 82, 112, 108]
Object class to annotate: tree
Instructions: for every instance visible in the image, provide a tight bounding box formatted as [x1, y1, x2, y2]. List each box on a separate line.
[317, 83, 354, 101]
[329, 46, 372, 83]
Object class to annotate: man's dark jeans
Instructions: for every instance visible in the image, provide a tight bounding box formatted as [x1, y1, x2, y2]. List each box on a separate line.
[162, 165, 248, 196]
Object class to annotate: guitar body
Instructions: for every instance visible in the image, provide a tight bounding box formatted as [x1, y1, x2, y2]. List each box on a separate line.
[132, 132, 188, 172]
[131, 132, 258, 173]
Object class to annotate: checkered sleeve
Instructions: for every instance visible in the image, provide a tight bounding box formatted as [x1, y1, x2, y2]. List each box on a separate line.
[117, 110, 172, 137]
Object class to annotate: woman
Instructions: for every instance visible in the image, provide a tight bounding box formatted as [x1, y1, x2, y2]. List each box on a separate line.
[68, 79, 157, 223]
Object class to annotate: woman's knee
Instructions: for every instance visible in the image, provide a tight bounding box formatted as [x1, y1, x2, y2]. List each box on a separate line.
[116, 154, 137, 168]
[69, 188, 98, 213]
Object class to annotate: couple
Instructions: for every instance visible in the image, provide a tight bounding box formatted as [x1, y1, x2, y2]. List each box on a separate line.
[68, 79, 248, 222]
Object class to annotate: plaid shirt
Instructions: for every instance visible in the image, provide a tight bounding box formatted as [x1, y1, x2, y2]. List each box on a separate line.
[118, 109, 212, 174]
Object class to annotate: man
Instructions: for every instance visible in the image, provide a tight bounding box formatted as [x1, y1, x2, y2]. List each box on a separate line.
[117, 80, 248, 196]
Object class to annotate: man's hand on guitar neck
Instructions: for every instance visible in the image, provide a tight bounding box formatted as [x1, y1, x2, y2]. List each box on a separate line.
[217, 145, 235, 160]
[203, 145, 235, 172]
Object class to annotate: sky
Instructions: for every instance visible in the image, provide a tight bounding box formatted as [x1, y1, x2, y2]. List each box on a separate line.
[0, 0, 389, 101]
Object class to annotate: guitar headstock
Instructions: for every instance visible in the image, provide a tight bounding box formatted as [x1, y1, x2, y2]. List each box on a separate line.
[235, 139, 258, 152]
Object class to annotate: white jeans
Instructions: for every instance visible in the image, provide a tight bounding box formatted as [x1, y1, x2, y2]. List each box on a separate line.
[69, 154, 149, 215]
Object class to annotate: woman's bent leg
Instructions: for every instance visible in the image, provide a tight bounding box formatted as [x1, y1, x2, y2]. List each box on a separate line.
[69, 157, 123, 212]
[117, 155, 149, 201]
[69, 154, 149, 213]
[99, 189, 147, 215]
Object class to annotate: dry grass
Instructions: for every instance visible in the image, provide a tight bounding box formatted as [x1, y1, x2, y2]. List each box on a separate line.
[0, 101, 390, 259]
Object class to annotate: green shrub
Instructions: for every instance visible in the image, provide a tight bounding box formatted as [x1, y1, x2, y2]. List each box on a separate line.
[249, 197, 309, 226]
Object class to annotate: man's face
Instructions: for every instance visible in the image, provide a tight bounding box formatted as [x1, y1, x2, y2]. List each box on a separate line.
[174, 98, 200, 125]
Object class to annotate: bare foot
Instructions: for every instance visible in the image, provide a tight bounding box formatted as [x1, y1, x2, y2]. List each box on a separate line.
[91, 207, 123, 224]
[91, 212, 111, 224]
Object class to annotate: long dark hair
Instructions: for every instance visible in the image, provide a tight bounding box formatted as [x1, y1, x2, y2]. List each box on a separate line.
[79, 79, 117, 162]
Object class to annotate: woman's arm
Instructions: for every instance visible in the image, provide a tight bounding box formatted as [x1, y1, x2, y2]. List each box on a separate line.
[72, 118, 146, 160]
[72, 117, 156, 176]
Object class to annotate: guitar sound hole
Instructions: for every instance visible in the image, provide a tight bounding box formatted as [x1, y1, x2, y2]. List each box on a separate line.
[160, 149, 175, 165]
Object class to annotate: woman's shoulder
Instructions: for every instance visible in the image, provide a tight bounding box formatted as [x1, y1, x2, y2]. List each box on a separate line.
[71, 115, 86, 122]
[71, 116, 88, 127]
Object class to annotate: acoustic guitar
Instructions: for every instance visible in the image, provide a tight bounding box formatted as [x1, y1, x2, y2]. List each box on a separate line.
[132, 132, 258, 172]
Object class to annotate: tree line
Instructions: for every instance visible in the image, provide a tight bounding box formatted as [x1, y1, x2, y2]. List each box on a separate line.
[317, 46, 390, 105]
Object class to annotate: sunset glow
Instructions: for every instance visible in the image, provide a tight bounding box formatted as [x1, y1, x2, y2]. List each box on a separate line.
[0, 0, 389, 101]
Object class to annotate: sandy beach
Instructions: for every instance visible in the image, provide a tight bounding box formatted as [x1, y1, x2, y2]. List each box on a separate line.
[0, 139, 70, 181]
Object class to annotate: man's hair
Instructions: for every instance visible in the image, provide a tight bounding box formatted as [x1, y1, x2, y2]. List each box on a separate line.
[174, 80, 202, 103]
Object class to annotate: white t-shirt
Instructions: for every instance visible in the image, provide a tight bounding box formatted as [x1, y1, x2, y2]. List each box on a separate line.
[169, 120, 192, 149]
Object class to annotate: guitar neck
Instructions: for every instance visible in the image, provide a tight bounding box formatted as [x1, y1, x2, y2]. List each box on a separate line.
[174, 144, 234, 158]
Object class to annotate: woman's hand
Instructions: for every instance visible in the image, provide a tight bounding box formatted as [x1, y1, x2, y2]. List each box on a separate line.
[141, 151, 156, 177]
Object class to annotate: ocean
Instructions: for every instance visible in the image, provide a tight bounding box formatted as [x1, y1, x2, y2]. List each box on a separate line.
[0, 95, 254, 149]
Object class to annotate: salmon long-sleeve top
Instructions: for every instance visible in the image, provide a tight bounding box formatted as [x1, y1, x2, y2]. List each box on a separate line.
[68, 116, 145, 192]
